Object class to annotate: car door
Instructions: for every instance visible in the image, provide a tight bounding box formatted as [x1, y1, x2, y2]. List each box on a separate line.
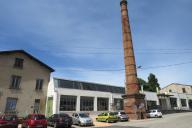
[22, 115, 30, 128]
[102, 113, 107, 121]
[74, 113, 79, 124]
[48, 115, 54, 126]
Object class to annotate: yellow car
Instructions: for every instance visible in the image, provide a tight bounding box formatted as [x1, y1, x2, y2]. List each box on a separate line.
[96, 112, 118, 123]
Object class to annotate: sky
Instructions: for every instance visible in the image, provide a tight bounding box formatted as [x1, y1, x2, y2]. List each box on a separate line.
[0, 0, 192, 88]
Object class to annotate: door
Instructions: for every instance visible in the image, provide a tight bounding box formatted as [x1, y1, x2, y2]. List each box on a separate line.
[34, 99, 40, 114]
[46, 97, 53, 117]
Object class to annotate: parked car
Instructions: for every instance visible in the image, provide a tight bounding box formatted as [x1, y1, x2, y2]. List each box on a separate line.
[47, 113, 72, 128]
[96, 112, 118, 123]
[147, 109, 163, 118]
[0, 114, 18, 128]
[72, 112, 93, 126]
[22, 114, 47, 128]
[114, 111, 128, 121]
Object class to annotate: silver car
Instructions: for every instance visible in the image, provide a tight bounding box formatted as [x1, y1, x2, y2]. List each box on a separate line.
[147, 109, 163, 118]
[114, 111, 129, 121]
[72, 112, 93, 126]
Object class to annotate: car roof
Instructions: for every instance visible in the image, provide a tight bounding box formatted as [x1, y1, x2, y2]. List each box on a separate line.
[29, 114, 45, 116]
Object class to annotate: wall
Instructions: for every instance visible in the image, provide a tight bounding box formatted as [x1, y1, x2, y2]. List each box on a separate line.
[0, 52, 51, 116]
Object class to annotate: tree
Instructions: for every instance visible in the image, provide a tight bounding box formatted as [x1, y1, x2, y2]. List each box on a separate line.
[137, 78, 148, 91]
[138, 73, 160, 92]
[147, 73, 160, 92]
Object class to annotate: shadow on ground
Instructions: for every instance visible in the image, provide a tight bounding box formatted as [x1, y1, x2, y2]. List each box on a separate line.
[95, 126, 145, 128]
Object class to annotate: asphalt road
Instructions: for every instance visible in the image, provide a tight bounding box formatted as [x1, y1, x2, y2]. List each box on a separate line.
[48, 112, 192, 128]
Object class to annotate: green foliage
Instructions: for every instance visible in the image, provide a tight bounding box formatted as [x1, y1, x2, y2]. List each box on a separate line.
[138, 73, 160, 92]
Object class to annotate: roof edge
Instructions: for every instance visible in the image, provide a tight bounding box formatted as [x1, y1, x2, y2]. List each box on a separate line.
[0, 49, 54, 72]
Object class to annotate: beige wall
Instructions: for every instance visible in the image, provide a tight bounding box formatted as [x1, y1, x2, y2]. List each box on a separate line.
[0, 52, 51, 116]
[161, 83, 192, 94]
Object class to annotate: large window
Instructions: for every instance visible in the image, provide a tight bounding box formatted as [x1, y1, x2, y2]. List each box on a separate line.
[34, 99, 40, 113]
[60, 95, 77, 111]
[114, 98, 123, 110]
[80, 96, 94, 111]
[35, 79, 44, 91]
[14, 58, 24, 69]
[97, 98, 109, 111]
[5, 98, 17, 112]
[181, 99, 187, 107]
[182, 88, 186, 93]
[147, 101, 157, 110]
[170, 98, 177, 108]
[10, 75, 21, 89]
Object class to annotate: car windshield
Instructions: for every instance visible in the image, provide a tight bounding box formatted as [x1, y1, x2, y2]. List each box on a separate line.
[33, 115, 45, 120]
[59, 114, 69, 117]
[0, 115, 16, 121]
[120, 112, 126, 115]
[79, 113, 89, 118]
[150, 110, 156, 113]
[109, 112, 115, 116]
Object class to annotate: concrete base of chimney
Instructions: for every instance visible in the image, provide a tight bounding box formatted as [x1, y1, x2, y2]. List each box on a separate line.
[122, 93, 147, 120]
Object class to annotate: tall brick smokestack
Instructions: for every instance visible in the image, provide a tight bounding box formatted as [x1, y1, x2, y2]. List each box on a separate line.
[120, 0, 139, 94]
[120, 0, 147, 120]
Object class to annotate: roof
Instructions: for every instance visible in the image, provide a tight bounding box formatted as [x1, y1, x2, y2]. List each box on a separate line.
[0, 50, 54, 72]
[53, 77, 125, 94]
[162, 83, 192, 89]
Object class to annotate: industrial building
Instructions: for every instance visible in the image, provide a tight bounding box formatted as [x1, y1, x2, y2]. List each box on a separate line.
[46, 78, 160, 116]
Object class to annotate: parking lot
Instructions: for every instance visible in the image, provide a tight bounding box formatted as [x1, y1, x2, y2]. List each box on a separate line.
[46, 112, 192, 128]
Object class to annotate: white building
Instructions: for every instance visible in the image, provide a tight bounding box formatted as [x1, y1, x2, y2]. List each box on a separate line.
[160, 83, 192, 110]
[46, 78, 160, 116]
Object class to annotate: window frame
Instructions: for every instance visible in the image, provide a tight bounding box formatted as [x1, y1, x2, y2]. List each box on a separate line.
[10, 75, 22, 89]
[14, 58, 24, 69]
[5, 97, 17, 112]
[35, 79, 44, 91]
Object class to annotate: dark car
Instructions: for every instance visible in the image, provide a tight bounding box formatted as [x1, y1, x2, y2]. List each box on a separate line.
[0, 114, 18, 128]
[48, 113, 72, 128]
[22, 114, 47, 128]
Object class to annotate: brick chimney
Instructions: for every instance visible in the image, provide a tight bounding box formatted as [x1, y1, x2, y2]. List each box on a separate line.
[120, 0, 147, 120]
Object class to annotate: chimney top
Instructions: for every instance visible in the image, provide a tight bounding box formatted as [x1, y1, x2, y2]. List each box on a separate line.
[120, 0, 127, 6]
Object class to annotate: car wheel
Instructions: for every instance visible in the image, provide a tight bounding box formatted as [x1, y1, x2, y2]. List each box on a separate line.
[68, 125, 72, 128]
[54, 123, 57, 128]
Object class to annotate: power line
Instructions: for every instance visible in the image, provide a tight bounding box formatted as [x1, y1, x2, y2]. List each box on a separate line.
[49, 51, 192, 55]
[56, 60, 192, 72]
[62, 46, 192, 51]
[140, 61, 192, 70]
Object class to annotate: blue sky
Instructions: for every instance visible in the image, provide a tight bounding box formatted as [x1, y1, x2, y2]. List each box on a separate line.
[1, 0, 192, 87]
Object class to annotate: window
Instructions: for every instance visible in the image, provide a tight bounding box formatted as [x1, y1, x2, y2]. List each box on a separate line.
[170, 98, 177, 108]
[5, 98, 17, 112]
[80, 96, 94, 111]
[14, 58, 24, 68]
[34, 99, 40, 113]
[146, 101, 157, 110]
[35, 79, 44, 91]
[180, 99, 187, 107]
[114, 98, 124, 110]
[60, 95, 77, 111]
[97, 98, 109, 111]
[169, 89, 172, 92]
[10, 75, 21, 89]
[182, 88, 186, 93]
